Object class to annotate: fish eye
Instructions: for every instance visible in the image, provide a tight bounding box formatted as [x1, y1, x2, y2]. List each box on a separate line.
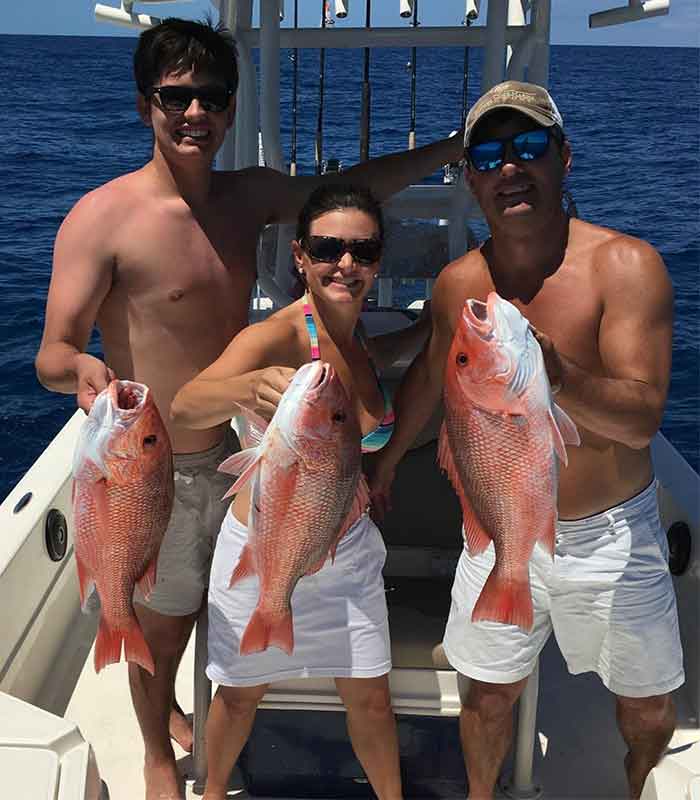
[332, 411, 346, 423]
[143, 435, 158, 446]
[456, 353, 469, 366]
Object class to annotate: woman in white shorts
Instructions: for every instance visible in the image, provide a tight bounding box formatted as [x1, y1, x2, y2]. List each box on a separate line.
[172, 184, 429, 800]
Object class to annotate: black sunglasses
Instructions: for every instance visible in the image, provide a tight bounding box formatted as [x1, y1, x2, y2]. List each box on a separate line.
[467, 128, 557, 172]
[303, 236, 383, 266]
[148, 85, 234, 113]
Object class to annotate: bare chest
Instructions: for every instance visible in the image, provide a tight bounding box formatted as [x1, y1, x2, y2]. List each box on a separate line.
[104, 207, 259, 329]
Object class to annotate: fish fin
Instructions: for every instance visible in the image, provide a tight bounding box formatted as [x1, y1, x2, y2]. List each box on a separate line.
[123, 618, 156, 676]
[471, 572, 534, 632]
[232, 406, 269, 449]
[240, 609, 294, 656]
[548, 403, 580, 467]
[75, 551, 96, 610]
[218, 446, 259, 476]
[229, 544, 256, 587]
[538, 509, 557, 558]
[93, 617, 123, 674]
[437, 423, 491, 556]
[136, 555, 158, 600]
[94, 614, 155, 676]
[219, 448, 263, 499]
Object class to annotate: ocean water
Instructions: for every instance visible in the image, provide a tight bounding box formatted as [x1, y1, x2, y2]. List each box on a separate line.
[0, 36, 697, 501]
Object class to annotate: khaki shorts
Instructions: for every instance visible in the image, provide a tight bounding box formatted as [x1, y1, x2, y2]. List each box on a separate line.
[443, 480, 685, 698]
[135, 427, 240, 617]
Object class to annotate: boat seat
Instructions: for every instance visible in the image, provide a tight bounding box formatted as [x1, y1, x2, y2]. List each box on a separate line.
[385, 576, 455, 669]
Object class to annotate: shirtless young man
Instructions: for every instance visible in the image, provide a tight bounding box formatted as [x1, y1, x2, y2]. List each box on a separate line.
[34, 18, 463, 800]
[370, 81, 684, 799]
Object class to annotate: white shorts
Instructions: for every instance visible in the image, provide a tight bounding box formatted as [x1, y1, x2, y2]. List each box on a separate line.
[443, 481, 685, 698]
[207, 510, 391, 686]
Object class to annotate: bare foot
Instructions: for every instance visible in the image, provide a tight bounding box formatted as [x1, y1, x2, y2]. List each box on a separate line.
[169, 700, 193, 753]
[144, 757, 184, 800]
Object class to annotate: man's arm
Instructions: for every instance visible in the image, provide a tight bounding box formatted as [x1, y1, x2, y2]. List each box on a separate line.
[35, 193, 116, 412]
[370, 285, 453, 517]
[537, 237, 673, 450]
[253, 132, 463, 225]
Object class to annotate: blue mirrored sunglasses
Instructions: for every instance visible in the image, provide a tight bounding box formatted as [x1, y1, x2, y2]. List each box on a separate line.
[467, 128, 553, 172]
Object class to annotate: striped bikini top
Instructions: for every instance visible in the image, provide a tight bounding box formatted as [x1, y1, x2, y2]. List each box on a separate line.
[303, 298, 394, 453]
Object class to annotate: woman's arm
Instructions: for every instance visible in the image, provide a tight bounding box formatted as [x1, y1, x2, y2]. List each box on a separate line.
[170, 319, 298, 430]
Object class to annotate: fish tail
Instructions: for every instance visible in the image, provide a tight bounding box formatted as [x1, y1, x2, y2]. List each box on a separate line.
[94, 615, 155, 676]
[240, 608, 294, 656]
[471, 572, 534, 632]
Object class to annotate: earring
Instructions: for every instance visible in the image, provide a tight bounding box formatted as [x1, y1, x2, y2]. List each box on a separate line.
[298, 269, 305, 276]
[373, 273, 379, 278]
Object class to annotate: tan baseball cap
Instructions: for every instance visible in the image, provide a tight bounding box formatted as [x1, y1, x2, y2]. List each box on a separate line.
[464, 80, 564, 149]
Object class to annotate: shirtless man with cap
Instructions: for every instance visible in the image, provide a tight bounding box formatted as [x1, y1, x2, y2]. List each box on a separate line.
[370, 80, 683, 799]
[34, 18, 463, 800]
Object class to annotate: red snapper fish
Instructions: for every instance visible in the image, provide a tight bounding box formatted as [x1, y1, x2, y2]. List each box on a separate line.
[439, 292, 580, 630]
[218, 361, 368, 655]
[72, 380, 174, 675]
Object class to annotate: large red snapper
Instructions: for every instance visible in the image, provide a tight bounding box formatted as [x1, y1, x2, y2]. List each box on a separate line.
[218, 361, 369, 655]
[72, 380, 174, 675]
[439, 292, 580, 630]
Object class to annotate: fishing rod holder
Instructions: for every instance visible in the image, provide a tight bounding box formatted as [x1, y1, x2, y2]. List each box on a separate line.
[399, 0, 413, 18]
[589, 0, 669, 28]
[94, 2, 160, 28]
[465, 0, 481, 22]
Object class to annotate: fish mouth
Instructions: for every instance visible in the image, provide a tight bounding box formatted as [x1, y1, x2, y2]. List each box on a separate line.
[464, 298, 494, 339]
[306, 361, 334, 399]
[110, 381, 147, 413]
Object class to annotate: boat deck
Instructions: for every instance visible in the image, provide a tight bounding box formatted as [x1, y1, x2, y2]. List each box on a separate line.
[64, 584, 698, 800]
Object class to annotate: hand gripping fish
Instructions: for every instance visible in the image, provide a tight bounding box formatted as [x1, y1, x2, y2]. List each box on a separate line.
[439, 292, 580, 631]
[218, 361, 369, 655]
[72, 380, 174, 675]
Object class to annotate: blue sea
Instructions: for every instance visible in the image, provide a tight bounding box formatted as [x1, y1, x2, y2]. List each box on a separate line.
[0, 35, 698, 501]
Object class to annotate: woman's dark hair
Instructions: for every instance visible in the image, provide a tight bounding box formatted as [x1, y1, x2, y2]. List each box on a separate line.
[290, 184, 384, 299]
[296, 183, 384, 245]
[134, 18, 239, 96]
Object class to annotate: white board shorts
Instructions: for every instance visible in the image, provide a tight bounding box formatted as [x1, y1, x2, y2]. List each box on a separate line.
[207, 510, 392, 687]
[443, 480, 685, 698]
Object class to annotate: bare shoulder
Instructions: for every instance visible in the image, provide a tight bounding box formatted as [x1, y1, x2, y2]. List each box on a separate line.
[60, 170, 145, 232]
[583, 222, 672, 301]
[231, 302, 304, 362]
[433, 248, 488, 320]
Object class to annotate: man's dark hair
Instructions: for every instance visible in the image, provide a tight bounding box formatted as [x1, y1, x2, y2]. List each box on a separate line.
[296, 183, 385, 245]
[134, 18, 238, 96]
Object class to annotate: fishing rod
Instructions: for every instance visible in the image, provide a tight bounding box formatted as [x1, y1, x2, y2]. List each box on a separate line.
[461, 1, 479, 129]
[408, 0, 418, 150]
[359, 0, 371, 162]
[461, 18, 471, 131]
[290, 0, 299, 176]
[315, 0, 331, 174]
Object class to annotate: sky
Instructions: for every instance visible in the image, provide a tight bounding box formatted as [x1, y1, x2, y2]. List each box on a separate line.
[2, 0, 698, 47]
